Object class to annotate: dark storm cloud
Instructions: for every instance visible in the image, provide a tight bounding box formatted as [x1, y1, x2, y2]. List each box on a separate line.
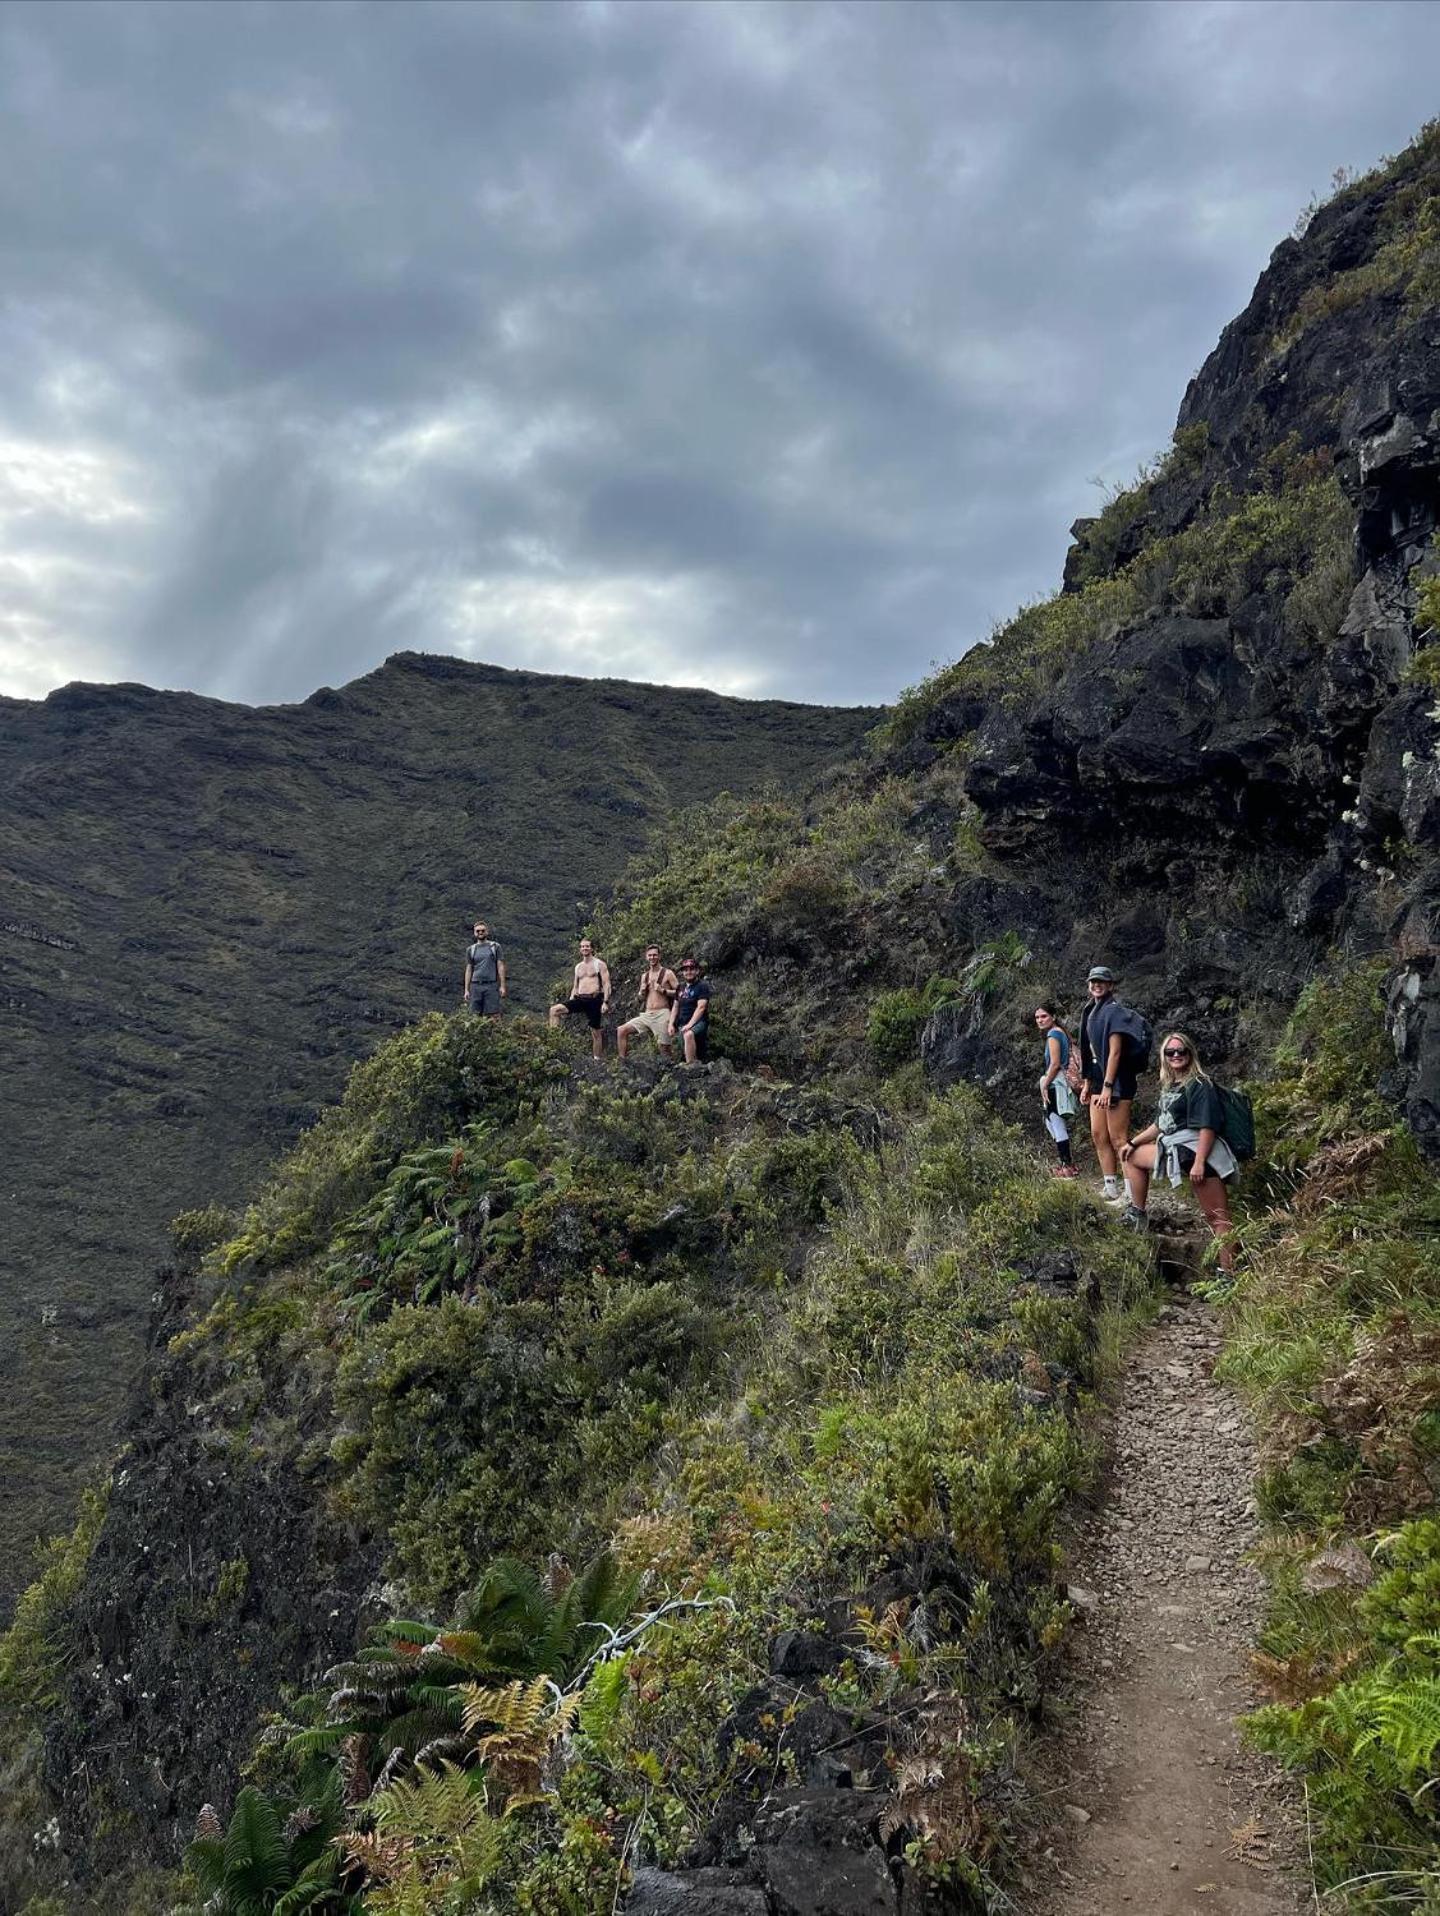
[1, 0, 1438, 705]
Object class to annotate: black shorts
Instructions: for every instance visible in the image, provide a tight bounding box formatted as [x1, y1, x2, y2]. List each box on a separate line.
[1087, 1068, 1138, 1103]
[566, 994, 605, 1029]
[1169, 1143, 1232, 1181]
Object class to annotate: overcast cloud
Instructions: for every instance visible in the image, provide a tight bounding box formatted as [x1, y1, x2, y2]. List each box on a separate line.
[1, 0, 1437, 708]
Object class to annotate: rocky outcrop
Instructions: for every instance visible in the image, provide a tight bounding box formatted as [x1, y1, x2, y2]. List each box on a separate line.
[40, 1261, 377, 1889]
[902, 135, 1440, 1139]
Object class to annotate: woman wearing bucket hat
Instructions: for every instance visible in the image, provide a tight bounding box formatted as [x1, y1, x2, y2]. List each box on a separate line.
[1078, 966, 1151, 1203]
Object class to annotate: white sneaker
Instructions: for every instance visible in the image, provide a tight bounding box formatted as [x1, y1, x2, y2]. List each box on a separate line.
[1101, 1185, 1127, 1205]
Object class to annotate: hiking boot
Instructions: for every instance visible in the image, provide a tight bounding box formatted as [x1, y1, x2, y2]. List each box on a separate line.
[1119, 1205, 1149, 1233]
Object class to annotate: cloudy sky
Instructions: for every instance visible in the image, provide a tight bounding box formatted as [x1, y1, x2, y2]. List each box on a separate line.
[1, 0, 1437, 710]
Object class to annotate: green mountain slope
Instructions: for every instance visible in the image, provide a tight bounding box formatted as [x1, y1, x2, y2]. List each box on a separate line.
[0, 652, 874, 1610]
[5, 121, 1440, 1916]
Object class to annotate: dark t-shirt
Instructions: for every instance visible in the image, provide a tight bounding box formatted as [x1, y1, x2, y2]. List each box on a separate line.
[1158, 1079, 1223, 1137]
[1086, 998, 1143, 1082]
[675, 978, 711, 1026]
[467, 940, 503, 986]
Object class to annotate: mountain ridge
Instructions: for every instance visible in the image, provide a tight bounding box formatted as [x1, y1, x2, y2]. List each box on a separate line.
[1, 656, 875, 1611]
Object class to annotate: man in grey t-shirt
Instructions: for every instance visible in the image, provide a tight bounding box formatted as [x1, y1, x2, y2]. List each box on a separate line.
[462, 920, 507, 1019]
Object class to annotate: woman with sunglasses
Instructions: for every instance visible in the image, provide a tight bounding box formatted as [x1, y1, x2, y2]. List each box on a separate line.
[1117, 1031, 1238, 1271]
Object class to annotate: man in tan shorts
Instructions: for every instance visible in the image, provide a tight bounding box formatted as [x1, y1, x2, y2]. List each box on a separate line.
[616, 945, 678, 1060]
[549, 938, 611, 1058]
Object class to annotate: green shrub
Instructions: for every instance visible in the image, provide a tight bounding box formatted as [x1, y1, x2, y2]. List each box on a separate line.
[1249, 1520, 1440, 1889]
[219, 1017, 570, 1273]
[1255, 958, 1394, 1171]
[180, 1773, 356, 1914]
[171, 1204, 237, 1262]
[867, 976, 964, 1068]
[0, 1483, 108, 1724]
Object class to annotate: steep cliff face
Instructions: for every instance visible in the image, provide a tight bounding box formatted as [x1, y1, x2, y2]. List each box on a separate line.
[877, 127, 1440, 1131]
[0, 656, 874, 1612]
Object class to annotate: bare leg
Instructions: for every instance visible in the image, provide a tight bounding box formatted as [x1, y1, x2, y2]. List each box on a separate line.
[548, 1004, 567, 1029]
[1193, 1173, 1236, 1273]
[658, 1041, 674, 1061]
[617, 1022, 631, 1059]
[683, 1028, 698, 1064]
[1089, 1098, 1117, 1178]
[591, 1024, 604, 1060]
[1125, 1141, 1156, 1211]
[1106, 1099, 1132, 1168]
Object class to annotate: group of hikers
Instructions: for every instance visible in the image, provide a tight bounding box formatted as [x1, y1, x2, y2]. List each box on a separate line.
[463, 925, 1241, 1270]
[462, 922, 712, 1064]
[1035, 965, 1243, 1271]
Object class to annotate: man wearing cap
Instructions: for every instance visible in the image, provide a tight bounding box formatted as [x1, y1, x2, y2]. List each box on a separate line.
[462, 920, 507, 1020]
[1079, 966, 1139, 1201]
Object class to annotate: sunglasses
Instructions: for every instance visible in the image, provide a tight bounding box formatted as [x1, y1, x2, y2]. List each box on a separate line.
[1163, 1047, 1191, 1059]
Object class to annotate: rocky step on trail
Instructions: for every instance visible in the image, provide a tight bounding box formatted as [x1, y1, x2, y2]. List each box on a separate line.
[1027, 1276, 1305, 1916]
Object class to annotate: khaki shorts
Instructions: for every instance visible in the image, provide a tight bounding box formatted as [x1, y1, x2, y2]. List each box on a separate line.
[624, 1007, 674, 1044]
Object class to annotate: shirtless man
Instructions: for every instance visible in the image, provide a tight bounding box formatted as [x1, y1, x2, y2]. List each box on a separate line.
[617, 945, 679, 1060]
[549, 938, 611, 1058]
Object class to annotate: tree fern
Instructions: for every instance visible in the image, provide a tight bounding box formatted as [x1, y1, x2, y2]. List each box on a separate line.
[182, 1779, 357, 1915]
[221, 1789, 292, 1901]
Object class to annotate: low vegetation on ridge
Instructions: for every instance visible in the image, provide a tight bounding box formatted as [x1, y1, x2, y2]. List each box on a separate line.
[1215, 964, 1440, 1906]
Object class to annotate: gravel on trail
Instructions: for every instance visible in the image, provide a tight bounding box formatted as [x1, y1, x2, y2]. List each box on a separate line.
[1023, 1280, 1307, 1916]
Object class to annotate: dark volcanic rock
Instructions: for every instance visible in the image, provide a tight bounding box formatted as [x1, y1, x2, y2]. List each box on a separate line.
[628, 1867, 770, 1915]
[905, 136, 1440, 1144]
[753, 1789, 896, 1916]
[41, 1272, 376, 1885]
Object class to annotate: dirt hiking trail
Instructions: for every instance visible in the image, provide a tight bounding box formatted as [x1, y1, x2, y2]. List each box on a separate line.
[1027, 1278, 1306, 1916]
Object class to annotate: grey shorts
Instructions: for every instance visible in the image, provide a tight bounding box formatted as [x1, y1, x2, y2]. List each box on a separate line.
[468, 985, 501, 1015]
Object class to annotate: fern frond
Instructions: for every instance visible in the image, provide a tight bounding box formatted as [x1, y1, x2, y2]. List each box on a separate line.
[222, 1787, 291, 1898]
[378, 1620, 441, 1648]
[272, 1851, 341, 1915]
[372, 1761, 484, 1840]
[460, 1675, 555, 1739]
[1363, 1675, 1440, 1782]
[283, 1724, 353, 1758]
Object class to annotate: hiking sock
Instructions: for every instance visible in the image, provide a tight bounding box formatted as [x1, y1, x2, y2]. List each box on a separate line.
[1102, 1175, 1120, 1198]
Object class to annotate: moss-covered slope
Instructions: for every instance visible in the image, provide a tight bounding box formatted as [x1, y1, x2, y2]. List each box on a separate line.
[0, 653, 875, 1614]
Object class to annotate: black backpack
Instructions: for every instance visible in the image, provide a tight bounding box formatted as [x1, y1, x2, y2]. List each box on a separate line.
[1112, 1005, 1154, 1074]
[1217, 1085, 1256, 1161]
